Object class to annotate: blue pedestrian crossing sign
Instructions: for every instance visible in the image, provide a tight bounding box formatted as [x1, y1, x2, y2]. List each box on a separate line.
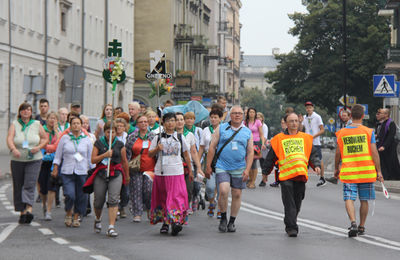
[373, 75, 398, 97]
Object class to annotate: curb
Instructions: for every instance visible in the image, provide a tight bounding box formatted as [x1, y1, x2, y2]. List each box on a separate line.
[374, 181, 400, 194]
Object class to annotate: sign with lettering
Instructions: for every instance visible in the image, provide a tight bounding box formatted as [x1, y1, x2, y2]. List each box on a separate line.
[282, 138, 304, 157]
[342, 134, 368, 156]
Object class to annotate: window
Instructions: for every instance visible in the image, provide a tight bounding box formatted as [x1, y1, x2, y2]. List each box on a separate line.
[60, 0, 72, 33]
[61, 11, 67, 32]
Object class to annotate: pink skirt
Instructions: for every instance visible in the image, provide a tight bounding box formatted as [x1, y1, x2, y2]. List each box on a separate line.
[150, 174, 189, 225]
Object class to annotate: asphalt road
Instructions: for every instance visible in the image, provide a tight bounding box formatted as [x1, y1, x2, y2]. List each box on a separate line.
[0, 174, 399, 260]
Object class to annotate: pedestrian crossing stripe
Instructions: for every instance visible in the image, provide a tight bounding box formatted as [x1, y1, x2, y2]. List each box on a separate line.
[374, 76, 395, 95]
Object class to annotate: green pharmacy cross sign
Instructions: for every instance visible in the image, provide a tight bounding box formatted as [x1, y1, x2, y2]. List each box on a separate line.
[103, 39, 126, 90]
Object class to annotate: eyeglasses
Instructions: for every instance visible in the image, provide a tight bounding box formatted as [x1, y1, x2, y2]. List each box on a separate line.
[231, 112, 243, 116]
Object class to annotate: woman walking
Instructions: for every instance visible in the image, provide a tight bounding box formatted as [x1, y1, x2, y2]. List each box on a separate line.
[52, 117, 93, 228]
[7, 102, 48, 224]
[38, 112, 60, 220]
[125, 114, 156, 222]
[89, 121, 129, 237]
[245, 108, 266, 189]
[256, 112, 269, 187]
[148, 113, 193, 236]
[95, 104, 113, 139]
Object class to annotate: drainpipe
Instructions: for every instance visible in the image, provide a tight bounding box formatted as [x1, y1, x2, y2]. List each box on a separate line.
[44, 0, 48, 96]
[8, 0, 12, 126]
[81, 0, 85, 112]
[104, 0, 108, 105]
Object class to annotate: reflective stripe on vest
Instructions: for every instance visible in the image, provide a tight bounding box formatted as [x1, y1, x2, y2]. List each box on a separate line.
[336, 126, 377, 183]
[270, 132, 313, 182]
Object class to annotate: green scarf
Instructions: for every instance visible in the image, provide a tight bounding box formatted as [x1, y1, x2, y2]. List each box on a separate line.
[138, 131, 149, 140]
[43, 125, 55, 143]
[128, 125, 136, 134]
[100, 136, 117, 149]
[209, 125, 214, 134]
[102, 117, 108, 123]
[183, 125, 196, 137]
[18, 118, 35, 132]
[68, 132, 86, 144]
[58, 122, 69, 131]
[150, 122, 159, 131]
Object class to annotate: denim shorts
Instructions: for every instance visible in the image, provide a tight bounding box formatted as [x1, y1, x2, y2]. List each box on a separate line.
[314, 145, 322, 160]
[343, 183, 375, 201]
[216, 168, 246, 190]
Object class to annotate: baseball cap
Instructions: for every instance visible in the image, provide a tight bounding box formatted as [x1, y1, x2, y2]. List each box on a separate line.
[71, 102, 81, 108]
[304, 101, 314, 107]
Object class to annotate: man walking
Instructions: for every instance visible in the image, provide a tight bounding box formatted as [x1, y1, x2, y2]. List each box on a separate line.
[375, 108, 400, 180]
[262, 113, 321, 237]
[302, 101, 326, 186]
[334, 104, 383, 237]
[206, 106, 253, 233]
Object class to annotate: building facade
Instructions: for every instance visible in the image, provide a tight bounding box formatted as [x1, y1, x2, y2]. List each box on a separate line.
[240, 53, 278, 92]
[0, 0, 134, 151]
[133, 0, 241, 107]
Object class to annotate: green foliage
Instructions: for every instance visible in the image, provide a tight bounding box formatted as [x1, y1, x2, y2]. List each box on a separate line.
[265, 0, 390, 118]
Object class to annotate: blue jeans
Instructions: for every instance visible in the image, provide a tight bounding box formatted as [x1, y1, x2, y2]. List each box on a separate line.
[61, 173, 88, 215]
[205, 173, 219, 201]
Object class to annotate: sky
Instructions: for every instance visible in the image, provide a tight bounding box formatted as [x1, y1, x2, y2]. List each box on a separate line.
[240, 0, 308, 55]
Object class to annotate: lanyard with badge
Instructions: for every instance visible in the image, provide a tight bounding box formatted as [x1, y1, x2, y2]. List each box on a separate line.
[306, 116, 313, 135]
[69, 133, 85, 162]
[100, 136, 117, 165]
[139, 132, 149, 149]
[19, 119, 35, 149]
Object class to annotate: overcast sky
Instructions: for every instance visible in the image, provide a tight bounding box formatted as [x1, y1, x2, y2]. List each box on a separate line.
[240, 0, 307, 55]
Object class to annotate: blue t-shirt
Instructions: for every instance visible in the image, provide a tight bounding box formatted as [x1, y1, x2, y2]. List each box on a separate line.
[345, 126, 375, 143]
[215, 123, 252, 171]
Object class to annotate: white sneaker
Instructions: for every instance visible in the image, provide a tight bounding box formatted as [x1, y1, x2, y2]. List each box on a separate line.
[45, 212, 52, 221]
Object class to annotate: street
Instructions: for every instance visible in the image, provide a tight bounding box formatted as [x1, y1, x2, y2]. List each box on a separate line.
[0, 174, 399, 260]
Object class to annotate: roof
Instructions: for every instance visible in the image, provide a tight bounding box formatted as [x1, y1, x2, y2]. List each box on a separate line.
[241, 55, 279, 68]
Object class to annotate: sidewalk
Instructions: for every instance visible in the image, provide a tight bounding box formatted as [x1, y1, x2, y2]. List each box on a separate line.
[0, 152, 11, 180]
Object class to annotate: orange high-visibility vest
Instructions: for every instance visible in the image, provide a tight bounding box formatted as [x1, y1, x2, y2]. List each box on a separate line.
[336, 125, 377, 183]
[270, 132, 313, 181]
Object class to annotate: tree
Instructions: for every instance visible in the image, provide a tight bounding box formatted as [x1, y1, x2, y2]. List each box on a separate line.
[265, 0, 390, 118]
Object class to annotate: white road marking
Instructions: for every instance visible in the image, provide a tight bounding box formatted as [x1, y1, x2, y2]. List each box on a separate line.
[0, 194, 6, 198]
[90, 255, 112, 260]
[52, 237, 70, 245]
[0, 198, 7, 201]
[238, 200, 400, 251]
[38, 228, 54, 235]
[2, 201, 11, 205]
[30, 222, 41, 227]
[10, 211, 19, 216]
[0, 223, 18, 244]
[69, 246, 90, 252]
[5, 206, 13, 210]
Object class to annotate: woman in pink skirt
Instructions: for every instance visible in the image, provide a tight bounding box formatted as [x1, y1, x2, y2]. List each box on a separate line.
[148, 113, 193, 236]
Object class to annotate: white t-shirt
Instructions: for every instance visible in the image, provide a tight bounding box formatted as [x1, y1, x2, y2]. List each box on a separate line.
[116, 132, 128, 145]
[200, 126, 213, 153]
[183, 132, 196, 163]
[262, 123, 268, 140]
[302, 112, 323, 145]
[150, 132, 189, 176]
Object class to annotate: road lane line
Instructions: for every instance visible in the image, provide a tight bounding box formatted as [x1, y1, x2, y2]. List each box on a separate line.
[2, 201, 11, 205]
[30, 222, 41, 227]
[0, 223, 18, 244]
[90, 255, 112, 260]
[69, 246, 90, 252]
[38, 228, 54, 235]
[5, 206, 14, 210]
[239, 201, 400, 251]
[52, 237, 70, 245]
[0, 198, 7, 201]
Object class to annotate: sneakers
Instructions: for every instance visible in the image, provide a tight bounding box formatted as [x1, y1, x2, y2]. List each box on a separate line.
[216, 210, 221, 219]
[348, 222, 358, 237]
[107, 227, 118, 237]
[45, 212, 52, 221]
[316, 177, 326, 187]
[259, 181, 267, 187]
[325, 176, 338, 184]
[270, 182, 279, 187]
[218, 218, 227, 232]
[192, 200, 198, 212]
[286, 229, 298, 237]
[133, 216, 141, 223]
[227, 222, 236, 233]
[171, 223, 183, 236]
[187, 208, 193, 215]
[207, 204, 215, 217]
[119, 208, 127, 218]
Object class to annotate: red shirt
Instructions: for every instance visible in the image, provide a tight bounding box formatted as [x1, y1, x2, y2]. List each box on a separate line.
[132, 138, 155, 172]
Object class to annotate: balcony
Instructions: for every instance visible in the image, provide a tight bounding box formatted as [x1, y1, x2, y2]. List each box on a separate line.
[191, 35, 208, 54]
[388, 44, 400, 63]
[194, 80, 209, 94]
[205, 46, 219, 61]
[218, 57, 233, 67]
[175, 24, 194, 44]
[207, 84, 220, 97]
[218, 21, 229, 33]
